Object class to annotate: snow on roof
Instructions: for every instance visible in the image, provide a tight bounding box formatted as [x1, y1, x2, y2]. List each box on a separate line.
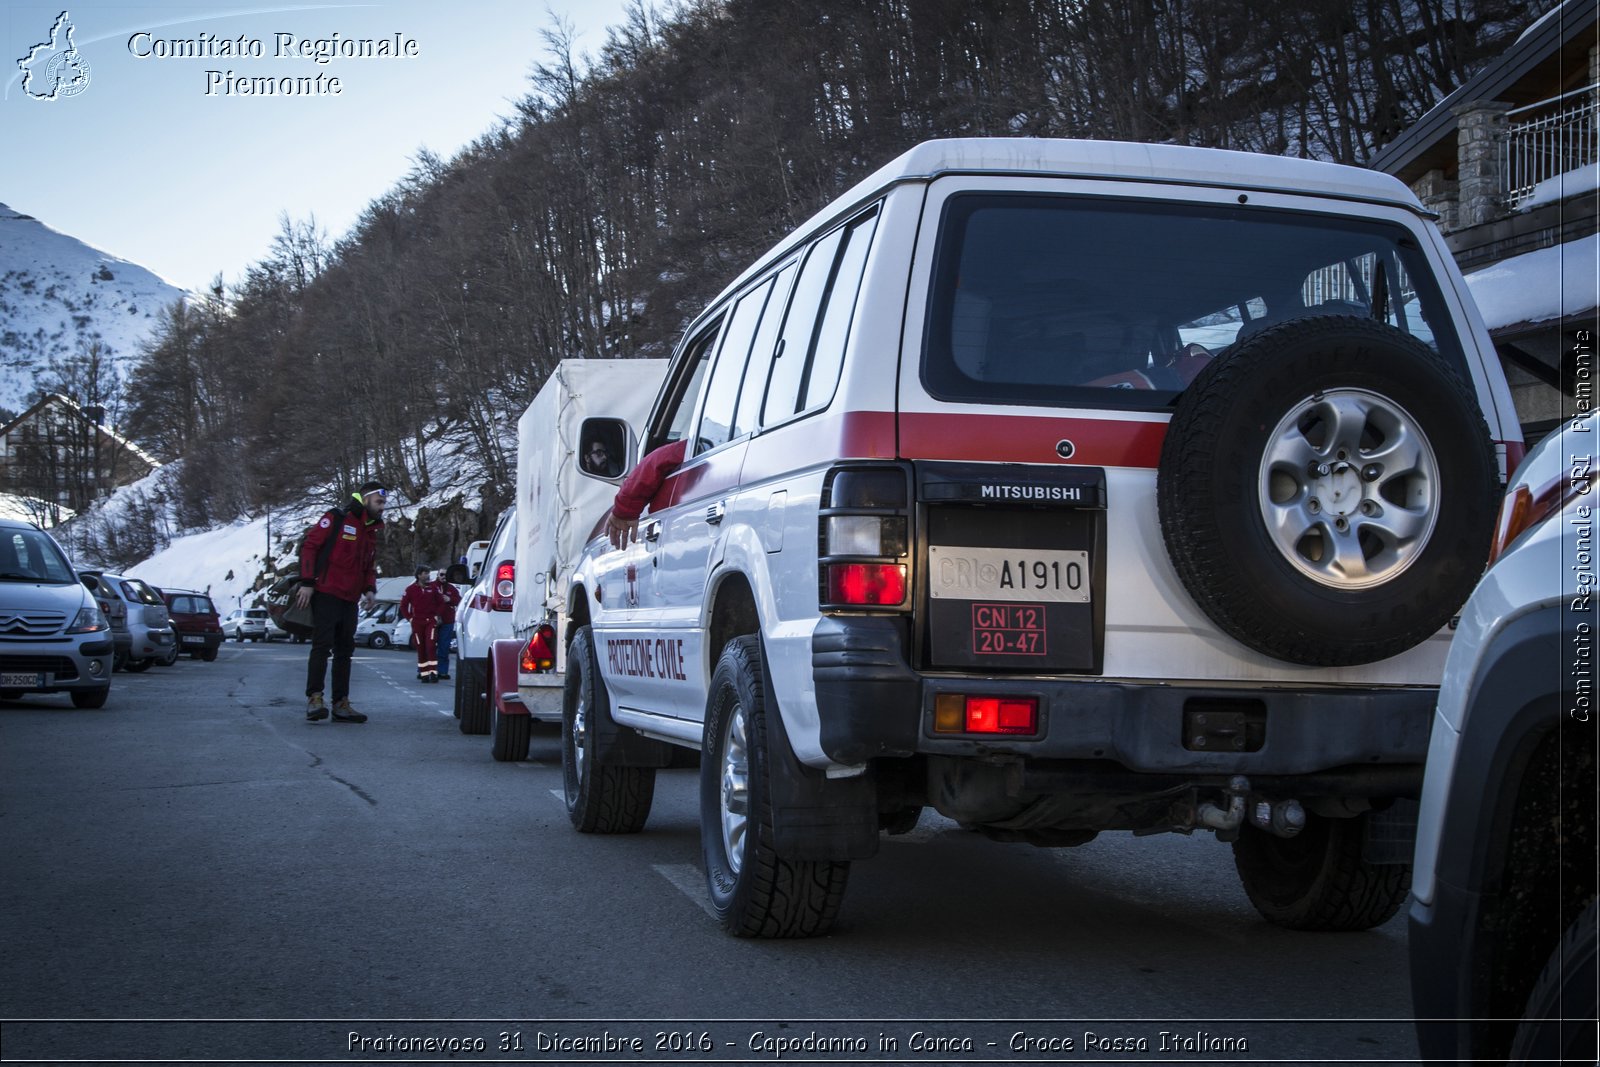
[1521, 164, 1600, 212]
[713, 138, 1425, 314]
[1464, 232, 1600, 332]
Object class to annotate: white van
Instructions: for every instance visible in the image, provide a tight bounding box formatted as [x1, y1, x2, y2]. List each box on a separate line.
[556, 138, 1522, 938]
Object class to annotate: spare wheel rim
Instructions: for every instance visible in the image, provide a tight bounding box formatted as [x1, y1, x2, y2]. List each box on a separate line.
[1257, 387, 1440, 590]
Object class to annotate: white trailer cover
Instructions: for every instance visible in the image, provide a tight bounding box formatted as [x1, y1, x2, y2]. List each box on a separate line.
[513, 359, 667, 635]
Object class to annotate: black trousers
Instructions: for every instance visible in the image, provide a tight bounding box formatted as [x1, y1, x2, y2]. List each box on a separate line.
[305, 592, 360, 701]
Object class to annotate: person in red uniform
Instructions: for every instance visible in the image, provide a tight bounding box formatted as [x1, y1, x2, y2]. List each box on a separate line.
[429, 569, 463, 680]
[296, 481, 386, 722]
[605, 438, 687, 549]
[399, 568, 443, 683]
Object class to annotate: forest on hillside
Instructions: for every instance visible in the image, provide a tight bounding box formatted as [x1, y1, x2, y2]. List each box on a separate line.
[113, 0, 1550, 561]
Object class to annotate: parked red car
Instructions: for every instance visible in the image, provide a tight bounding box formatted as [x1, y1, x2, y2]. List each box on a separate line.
[157, 588, 224, 662]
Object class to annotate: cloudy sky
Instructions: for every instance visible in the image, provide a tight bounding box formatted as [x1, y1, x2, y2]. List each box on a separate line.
[2, 0, 639, 291]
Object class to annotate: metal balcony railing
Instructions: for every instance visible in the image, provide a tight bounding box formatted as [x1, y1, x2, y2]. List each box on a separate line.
[1502, 83, 1599, 208]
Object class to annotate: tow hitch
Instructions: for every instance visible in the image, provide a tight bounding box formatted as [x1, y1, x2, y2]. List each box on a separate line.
[1177, 776, 1306, 841]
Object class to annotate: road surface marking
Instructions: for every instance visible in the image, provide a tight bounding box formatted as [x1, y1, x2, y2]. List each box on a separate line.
[548, 788, 564, 803]
[653, 863, 717, 920]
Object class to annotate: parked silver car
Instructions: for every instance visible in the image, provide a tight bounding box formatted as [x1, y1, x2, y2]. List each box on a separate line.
[80, 571, 133, 671]
[86, 570, 177, 670]
[0, 519, 114, 708]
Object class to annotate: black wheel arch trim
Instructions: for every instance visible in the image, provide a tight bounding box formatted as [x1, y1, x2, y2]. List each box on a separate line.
[1410, 604, 1581, 1063]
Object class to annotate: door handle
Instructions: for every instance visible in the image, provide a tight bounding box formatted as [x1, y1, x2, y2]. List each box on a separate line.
[643, 521, 661, 542]
[705, 501, 726, 526]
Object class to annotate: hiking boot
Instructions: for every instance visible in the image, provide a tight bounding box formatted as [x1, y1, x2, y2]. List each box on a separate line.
[330, 699, 367, 724]
[306, 694, 328, 722]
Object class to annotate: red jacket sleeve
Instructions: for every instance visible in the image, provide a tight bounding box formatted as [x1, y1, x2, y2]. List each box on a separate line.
[299, 512, 335, 586]
[362, 547, 378, 597]
[399, 585, 416, 620]
[612, 439, 688, 522]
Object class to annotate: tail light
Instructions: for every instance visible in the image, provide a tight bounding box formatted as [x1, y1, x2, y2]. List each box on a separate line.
[1489, 470, 1593, 564]
[818, 465, 911, 612]
[933, 694, 1039, 735]
[490, 561, 515, 611]
[521, 624, 556, 673]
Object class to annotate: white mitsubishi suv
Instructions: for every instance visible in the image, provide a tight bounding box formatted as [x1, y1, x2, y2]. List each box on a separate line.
[558, 138, 1522, 938]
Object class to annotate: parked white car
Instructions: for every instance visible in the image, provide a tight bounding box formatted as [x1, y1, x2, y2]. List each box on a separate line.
[1410, 417, 1597, 1065]
[552, 137, 1522, 937]
[354, 601, 411, 650]
[222, 608, 269, 642]
[454, 507, 517, 735]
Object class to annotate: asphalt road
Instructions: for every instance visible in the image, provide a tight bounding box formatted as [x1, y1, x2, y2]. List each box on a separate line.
[1, 641, 1421, 1065]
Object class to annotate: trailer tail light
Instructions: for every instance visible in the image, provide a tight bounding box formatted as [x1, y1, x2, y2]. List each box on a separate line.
[521, 624, 556, 673]
[491, 562, 515, 611]
[818, 464, 912, 612]
[934, 694, 1039, 735]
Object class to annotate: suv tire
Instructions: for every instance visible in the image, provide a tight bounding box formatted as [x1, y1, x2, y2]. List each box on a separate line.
[124, 658, 153, 673]
[1158, 315, 1498, 666]
[490, 701, 531, 762]
[562, 626, 654, 833]
[1509, 896, 1599, 1065]
[700, 636, 849, 938]
[1232, 812, 1409, 931]
[201, 648, 218, 663]
[457, 658, 490, 735]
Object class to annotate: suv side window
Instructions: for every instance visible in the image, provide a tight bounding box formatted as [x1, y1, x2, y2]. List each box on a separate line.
[760, 208, 880, 426]
[733, 262, 798, 440]
[654, 319, 722, 448]
[762, 227, 846, 427]
[800, 210, 878, 411]
[695, 279, 774, 456]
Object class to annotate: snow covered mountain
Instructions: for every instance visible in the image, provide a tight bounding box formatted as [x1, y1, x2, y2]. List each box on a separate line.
[0, 203, 186, 415]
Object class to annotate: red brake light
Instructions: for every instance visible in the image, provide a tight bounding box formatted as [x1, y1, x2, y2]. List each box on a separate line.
[491, 562, 515, 610]
[825, 563, 906, 606]
[963, 696, 1038, 734]
[521, 624, 556, 673]
[934, 694, 1039, 734]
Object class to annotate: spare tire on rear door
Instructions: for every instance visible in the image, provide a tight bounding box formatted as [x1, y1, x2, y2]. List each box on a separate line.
[1157, 315, 1498, 667]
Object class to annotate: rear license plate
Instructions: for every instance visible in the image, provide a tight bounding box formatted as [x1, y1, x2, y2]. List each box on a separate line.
[924, 506, 1100, 672]
[928, 546, 1090, 603]
[1, 672, 44, 687]
[182, 635, 204, 644]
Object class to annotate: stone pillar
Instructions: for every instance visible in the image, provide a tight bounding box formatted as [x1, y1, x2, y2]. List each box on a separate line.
[1453, 100, 1512, 229]
[1411, 167, 1460, 233]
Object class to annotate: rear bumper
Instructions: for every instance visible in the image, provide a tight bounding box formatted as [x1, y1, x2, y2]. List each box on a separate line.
[175, 631, 223, 651]
[812, 616, 1433, 782]
[132, 627, 175, 657]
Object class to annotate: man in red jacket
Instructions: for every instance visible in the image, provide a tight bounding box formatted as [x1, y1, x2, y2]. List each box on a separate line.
[430, 569, 463, 680]
[605, 438, 687, 549]
[399, 567, 443, 683]
[296, 481, 386, 722]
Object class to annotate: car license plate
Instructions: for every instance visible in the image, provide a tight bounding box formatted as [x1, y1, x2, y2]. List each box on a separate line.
[182, 635, 204, 644]
[928, 546, 1090, 603]
[1, 672, 44, 687]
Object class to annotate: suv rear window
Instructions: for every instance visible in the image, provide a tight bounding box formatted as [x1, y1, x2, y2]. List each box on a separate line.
[922, 193, 1461, 411]
[120, 578, 164, 605]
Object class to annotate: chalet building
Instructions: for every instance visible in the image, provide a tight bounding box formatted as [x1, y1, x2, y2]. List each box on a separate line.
[1370, 0, 1598, 448]
[0, 393, 159, 517]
